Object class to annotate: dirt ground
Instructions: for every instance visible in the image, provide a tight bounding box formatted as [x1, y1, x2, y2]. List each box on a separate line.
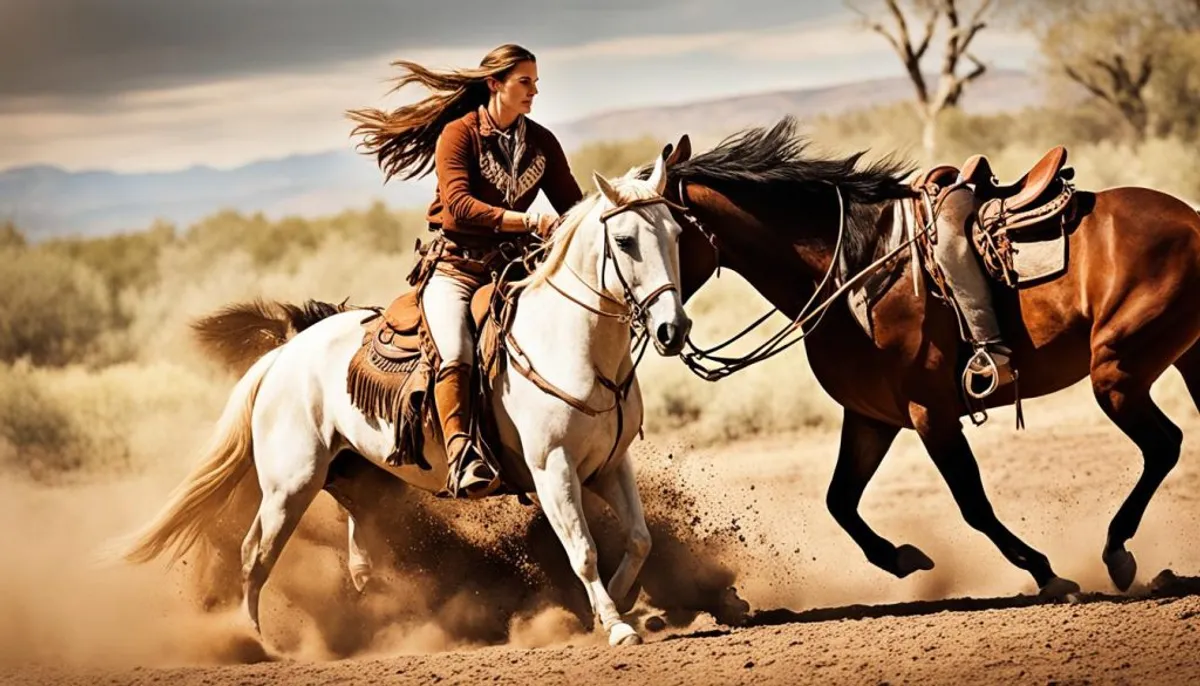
[4, 386, 1200, 684]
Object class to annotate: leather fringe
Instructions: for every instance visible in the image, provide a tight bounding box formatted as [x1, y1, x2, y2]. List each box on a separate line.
[346, 342, 433, 469]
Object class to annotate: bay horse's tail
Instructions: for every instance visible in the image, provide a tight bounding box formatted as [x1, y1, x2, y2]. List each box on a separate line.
[190, 298, 357, 375]
[101, 346, 282, 567]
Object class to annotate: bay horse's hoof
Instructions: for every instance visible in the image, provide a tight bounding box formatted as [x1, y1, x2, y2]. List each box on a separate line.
[1038, 576, 1081, 599]
[1103, 548, 1138, 592]
[894, 544, 935, 578]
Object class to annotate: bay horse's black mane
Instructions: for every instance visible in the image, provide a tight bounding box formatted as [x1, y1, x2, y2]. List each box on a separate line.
[646, 116, 919, 273]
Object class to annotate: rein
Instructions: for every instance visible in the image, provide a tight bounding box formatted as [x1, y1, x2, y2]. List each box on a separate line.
[677, 183, 939, 381]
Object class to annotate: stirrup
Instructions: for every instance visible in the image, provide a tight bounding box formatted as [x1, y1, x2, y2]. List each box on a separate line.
[962, 344, 1014, 400]
[447, 433, 495, 498]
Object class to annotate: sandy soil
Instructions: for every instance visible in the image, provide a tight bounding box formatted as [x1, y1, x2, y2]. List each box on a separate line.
[3, 389, 1200, 684]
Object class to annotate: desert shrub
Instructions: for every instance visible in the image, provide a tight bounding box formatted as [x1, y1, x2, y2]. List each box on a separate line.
[0, 362, 84, 478]
[0, 359, 229, 482]
[0, 247, 115, 366]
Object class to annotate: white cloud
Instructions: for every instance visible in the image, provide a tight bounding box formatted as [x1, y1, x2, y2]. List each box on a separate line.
[2, 17, 1037, 173]
[541, 17, 881, 62]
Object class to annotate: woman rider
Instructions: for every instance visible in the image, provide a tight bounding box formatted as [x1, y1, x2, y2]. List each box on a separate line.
[348, 44, 584, 497]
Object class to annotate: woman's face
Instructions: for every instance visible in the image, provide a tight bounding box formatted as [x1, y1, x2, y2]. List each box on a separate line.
[490, 60, 538, 114]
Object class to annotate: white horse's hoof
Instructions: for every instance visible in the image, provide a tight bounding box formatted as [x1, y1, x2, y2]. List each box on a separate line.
[608, 622, 642, 646]
[350, 564, 372, 593]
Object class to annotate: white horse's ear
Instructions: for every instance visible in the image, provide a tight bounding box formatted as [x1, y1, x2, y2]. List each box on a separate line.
[593, 171, 621, 206]
[647, 153, 667, 195]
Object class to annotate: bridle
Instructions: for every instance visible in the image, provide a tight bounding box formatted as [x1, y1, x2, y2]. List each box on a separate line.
[546, 195, 688, 332]
[502, 192, 689, 464]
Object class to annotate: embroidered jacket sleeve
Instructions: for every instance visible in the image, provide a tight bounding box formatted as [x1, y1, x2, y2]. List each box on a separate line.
[540, 132, 584, 215]
[435, 120, 506, 232]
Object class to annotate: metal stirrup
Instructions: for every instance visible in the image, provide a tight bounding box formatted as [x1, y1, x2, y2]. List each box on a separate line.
[963, 348, 1002, 400]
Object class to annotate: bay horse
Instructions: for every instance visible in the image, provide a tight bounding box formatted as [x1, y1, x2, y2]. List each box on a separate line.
[108, 155, 691, 648]
[658, 117, 1200, 597]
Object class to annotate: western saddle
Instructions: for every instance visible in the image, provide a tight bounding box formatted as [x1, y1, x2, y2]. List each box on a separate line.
[916, 145, 1078, 288]
[344, 276, 512, 497]
[959, 145, 1071, 213]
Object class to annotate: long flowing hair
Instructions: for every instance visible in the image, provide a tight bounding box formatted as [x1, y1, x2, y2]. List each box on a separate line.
[346, 44, 536, 182]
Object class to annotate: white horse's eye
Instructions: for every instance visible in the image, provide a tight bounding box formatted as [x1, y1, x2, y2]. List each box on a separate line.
[614, 235, 636, 251]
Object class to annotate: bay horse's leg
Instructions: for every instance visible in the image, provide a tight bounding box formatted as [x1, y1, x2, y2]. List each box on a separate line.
[912, 408, 1075, 596]
[531, 446, 640, 646]
[826, 409, 936, 578]
[1174, 343, 1200, 414]
[587, 452, 652, 614]
[1094, 354, 1184, 592]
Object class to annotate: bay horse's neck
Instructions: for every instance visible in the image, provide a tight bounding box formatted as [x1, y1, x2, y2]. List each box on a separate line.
[691, 184, 873, 319]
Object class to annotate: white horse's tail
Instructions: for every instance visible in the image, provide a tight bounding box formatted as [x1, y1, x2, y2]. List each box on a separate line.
[191, 298, 358, 375]
[105, 347, 281, 567]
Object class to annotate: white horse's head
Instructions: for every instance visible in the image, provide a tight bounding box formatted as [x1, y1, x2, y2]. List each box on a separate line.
[588, 149, 692, 356]
[523, 141, 693, 355]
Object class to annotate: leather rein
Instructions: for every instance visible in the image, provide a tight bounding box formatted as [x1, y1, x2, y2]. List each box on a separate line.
[673, 177, 939, 381]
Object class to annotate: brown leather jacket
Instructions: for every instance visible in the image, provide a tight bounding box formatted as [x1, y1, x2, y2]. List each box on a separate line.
[426, 106, 583, 252]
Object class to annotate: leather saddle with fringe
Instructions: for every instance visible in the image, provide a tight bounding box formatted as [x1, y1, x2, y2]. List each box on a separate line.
[345, 283, 511, 475]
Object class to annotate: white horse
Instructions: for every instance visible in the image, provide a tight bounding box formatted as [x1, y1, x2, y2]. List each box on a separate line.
[110, 151, 692, 647]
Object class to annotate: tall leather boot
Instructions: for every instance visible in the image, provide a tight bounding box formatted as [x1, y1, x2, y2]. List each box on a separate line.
[433, 363, 495, 497]
[934, 187, 1015, 398]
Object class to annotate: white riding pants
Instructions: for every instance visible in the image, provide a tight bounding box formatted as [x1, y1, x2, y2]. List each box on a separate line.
[421, 269, 476, 368]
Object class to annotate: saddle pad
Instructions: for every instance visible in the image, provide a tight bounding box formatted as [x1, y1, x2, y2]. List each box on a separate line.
[1008, 225, 1067, 285]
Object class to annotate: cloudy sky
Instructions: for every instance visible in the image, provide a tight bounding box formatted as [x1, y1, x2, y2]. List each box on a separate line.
[1, 0, 1035, 173]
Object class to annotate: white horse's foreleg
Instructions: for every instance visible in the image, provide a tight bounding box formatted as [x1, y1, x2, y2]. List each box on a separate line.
[531, 447, 641, 646]
[588, 453, 651, 614]
[347, 512, 373, 593]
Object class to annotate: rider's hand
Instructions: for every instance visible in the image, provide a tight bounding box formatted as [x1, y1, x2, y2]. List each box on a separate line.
[535, 213, 557, 239]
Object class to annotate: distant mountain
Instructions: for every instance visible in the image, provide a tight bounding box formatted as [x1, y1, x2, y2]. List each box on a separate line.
[0, 151, 434, 241]
[551, 69, 1043, 151]
[1, 69, 1044, 241]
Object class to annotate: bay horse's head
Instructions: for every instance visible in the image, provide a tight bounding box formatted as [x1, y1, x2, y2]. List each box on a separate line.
[650, 117, 919, 303]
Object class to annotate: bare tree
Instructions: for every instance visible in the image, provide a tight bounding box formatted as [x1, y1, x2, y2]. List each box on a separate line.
[1021, 0, 1200, 141]
[849, 0, 995, 161]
